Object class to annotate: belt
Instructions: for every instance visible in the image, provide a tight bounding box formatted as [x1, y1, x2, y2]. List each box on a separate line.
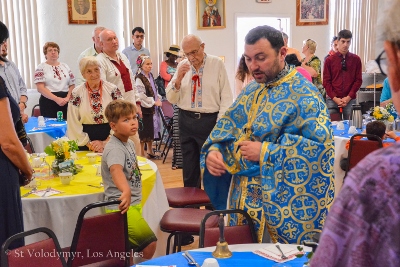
[180, 109, 218, 119]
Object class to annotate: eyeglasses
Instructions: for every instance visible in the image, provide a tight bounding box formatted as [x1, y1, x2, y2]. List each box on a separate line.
[183, 45, 202, 58]
[134, 35, 144, 39]
[341, 57, 347, 71]
[375, 50, 387, 75]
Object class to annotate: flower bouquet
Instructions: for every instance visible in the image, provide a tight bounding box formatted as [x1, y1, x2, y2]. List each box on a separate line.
[371, 106, 394, 122]
[44, 137, 79, 176]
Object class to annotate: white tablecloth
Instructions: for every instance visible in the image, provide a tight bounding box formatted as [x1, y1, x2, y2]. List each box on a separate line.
[333, 135, 349, 195]
[22, 160, 169, 257]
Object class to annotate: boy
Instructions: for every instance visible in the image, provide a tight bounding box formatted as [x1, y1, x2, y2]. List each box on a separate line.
[102, 99, 156, 263]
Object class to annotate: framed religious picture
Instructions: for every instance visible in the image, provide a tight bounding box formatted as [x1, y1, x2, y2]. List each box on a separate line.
[197, 0, 226, 29]
[67, 0, 97, 24]
[296, 0, 329, 26]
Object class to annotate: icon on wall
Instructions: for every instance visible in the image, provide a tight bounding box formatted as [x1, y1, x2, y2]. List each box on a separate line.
[197, 0, 226, 29]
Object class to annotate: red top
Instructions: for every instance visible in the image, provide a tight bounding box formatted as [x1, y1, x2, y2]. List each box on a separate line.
[323, 52, 362, 99]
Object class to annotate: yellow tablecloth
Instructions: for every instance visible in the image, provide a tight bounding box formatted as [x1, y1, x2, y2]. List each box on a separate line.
[21, 152, 156, 206]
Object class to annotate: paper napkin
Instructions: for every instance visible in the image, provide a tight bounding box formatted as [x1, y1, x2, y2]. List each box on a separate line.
[253, 243, 304, 263]
[348, 126, 358, 134]
[33, 188, 63, 197]
[336, 121, 345, 130]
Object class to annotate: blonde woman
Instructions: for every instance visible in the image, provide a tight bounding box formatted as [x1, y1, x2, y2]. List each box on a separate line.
[301, 38, 326, 100]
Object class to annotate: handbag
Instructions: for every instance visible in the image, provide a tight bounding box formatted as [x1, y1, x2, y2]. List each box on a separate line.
[15, 116, 28, 147]
[155, 75, 166, 96]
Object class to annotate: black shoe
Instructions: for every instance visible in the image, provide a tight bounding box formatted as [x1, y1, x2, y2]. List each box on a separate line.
[180, 234, 194, 246]
[147, 153, 157, 159]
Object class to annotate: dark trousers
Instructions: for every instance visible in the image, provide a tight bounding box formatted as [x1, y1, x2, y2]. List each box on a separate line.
[179, 110, 218, 187]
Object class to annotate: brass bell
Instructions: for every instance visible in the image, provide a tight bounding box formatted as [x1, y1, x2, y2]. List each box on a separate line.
[212, 213, 232, 258]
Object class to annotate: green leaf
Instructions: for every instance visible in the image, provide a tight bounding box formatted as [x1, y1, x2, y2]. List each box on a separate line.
[297, 246, 304, 252]
[44, 145, 55, 156]
[295, 254, 304, 258]
[306, 252, 314, 259]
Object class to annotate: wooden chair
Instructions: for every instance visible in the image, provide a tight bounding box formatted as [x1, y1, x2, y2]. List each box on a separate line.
[1, 227, 67, 267]
[345, 133, 383, 179]
[199, 209, 257, 248]
[66, 200, 129, 267]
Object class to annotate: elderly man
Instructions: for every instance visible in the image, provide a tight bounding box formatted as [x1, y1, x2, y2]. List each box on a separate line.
[96, 29, 142, 154]
[76, 26, 105, 85]
[0, 38, 28, 123]
[166, 34, 233, 188]
[201, 25, 334, 244]
[311, 1, 400, 266]
[122, 27, 150, 74]
[323, 30, 362, 120]
[75, 0, 89, 15]
[75, 26, 105, 86]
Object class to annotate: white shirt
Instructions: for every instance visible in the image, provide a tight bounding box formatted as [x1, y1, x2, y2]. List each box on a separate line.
[67, 80, 123, 146]
[76, 45, 101, 86]
[34, 62, 75, 92]
[97, 51, 139, 103]
[166, 54, 233, 118]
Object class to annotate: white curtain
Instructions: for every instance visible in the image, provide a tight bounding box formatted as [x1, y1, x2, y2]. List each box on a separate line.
[123, 0, 188, 76]
[331, 0, 379, 70]
[0, 0, 40, 88]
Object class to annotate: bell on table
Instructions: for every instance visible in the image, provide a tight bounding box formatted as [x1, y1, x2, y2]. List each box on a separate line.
[350, 104, 363, 129]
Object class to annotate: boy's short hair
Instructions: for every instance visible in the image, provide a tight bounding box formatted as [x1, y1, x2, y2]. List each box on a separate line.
[105, 100, 136, 123]
[337, 29, 352, 40]
[366, 121, 386, 139]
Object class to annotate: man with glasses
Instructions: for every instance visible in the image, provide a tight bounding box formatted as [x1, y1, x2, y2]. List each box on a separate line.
[166, 34, 232, 191]
[0, 36, 29, 123]
[311, 2, 400, 265]
[122, 27, 150, 74]
[76, 26, 105, 85]
[323, 29, 362, 120]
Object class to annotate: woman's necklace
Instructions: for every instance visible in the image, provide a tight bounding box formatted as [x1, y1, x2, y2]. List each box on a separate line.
[113, 135, 142, 179]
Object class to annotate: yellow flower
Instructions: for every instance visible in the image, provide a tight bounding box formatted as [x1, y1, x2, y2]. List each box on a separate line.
[388, 115, 394, 122]
[374, 106, 380, 112]
[375, 113, 383, 119]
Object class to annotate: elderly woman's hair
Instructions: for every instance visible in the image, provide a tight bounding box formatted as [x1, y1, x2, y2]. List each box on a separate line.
[79, 56, 101, 76]
[246, 26, 284, 54]
[378, 0, 400, 47]
[105, 100, 136, 123]
[43, 42, 60, 55]
[304, 39, 317, 53]
[0, 21, 9, 62]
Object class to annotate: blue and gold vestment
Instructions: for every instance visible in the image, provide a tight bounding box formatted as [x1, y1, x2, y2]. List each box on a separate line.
[200, 68, 335, 244]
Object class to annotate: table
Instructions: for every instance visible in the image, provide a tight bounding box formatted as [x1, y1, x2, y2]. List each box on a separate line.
[21, 153, 169, 257]
[332, 120, 397, 194]
[133, 244, 311, 267]
[25, 117, 67, 153]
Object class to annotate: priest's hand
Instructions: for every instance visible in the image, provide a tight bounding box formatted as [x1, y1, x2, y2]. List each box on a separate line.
[206, 151, 226, 176]
[239, 140, 262, 162]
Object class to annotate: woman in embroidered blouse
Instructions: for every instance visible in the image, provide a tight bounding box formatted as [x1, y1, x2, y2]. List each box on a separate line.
[34, 42, 75, 120]
[301, 38, 326, 100]
[67, 56, 123, 152]
[135, 54, 162, 158]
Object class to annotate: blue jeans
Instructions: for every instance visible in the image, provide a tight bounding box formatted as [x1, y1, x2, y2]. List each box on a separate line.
[326, 98, 356, 120]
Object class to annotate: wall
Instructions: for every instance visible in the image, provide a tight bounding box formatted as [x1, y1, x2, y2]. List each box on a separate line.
[34, 0, 331, 92]
[36, 0, 124, 79]
[187, 0, 331, 90]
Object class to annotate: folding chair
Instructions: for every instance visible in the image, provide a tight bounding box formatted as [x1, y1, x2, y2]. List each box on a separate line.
[66, 200, 129, 267]
[157, 106, 174, 163]
[31, 104, 41, 117]
[345, 133, 383, 179]
[1, 227, 67, 267]
[199, 209, 257, 248]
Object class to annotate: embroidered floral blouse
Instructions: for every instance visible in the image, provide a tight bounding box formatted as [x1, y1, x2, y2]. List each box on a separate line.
[67, 80, 123, 146]
[33, 62, 75, 92]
